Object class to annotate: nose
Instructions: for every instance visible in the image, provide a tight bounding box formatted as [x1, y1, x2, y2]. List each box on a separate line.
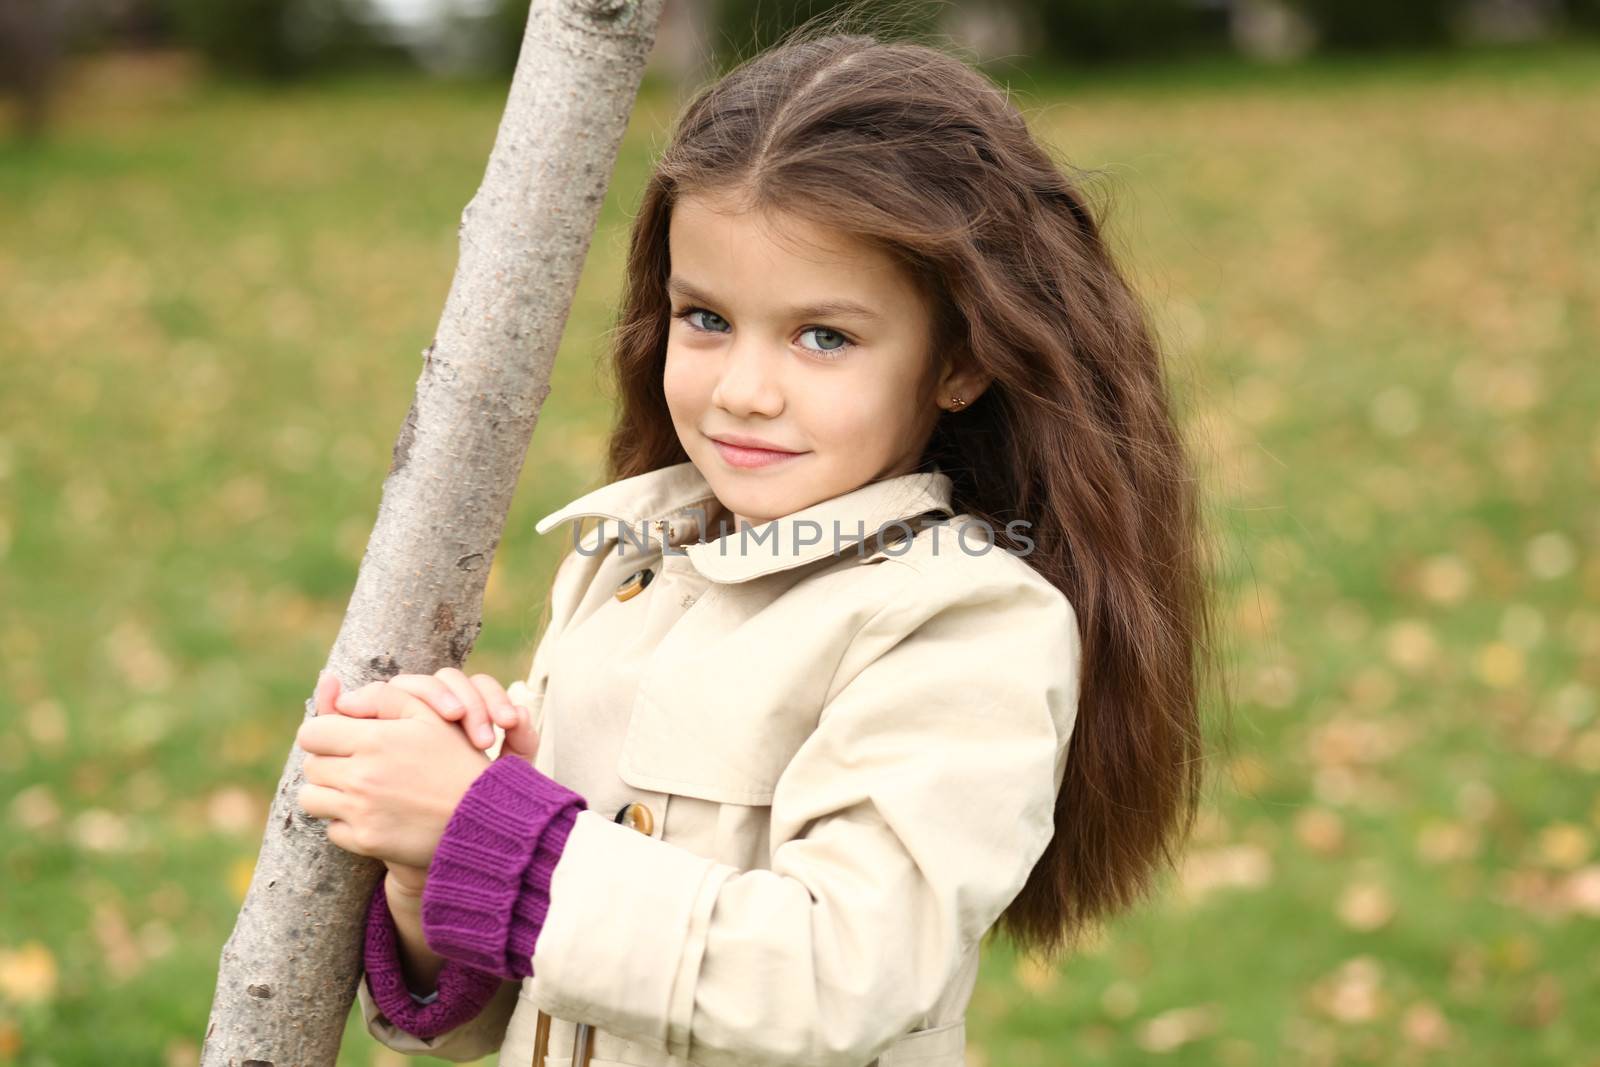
[710, 337, 784, 419]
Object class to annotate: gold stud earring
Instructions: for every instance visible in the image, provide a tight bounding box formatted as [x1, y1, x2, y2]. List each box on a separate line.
[948, 395, 966, 410]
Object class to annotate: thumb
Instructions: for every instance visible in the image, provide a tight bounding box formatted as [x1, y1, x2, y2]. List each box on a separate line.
[496, 705, 540, 761]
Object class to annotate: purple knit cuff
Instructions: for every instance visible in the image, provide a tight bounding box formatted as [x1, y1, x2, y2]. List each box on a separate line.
[362, 877, 505, 1039]
[421, 754, 587, 981]
[509, 802, 580, 972]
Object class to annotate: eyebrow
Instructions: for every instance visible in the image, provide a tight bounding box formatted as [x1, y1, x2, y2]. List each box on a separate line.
[666, 276, 881, 322]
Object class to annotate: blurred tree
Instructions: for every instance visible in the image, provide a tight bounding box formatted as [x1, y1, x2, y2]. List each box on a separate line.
[1285, 0, 1459, 50]
[1566, 0, 1600, 31]
[705, 0, 944, 69]
[1229, 0, 1317, 62]
[488, 0, 531, 75]
[159, 0, 395, 79]
[1031, 0, 1230, 64]
[0, 0, 74, 139]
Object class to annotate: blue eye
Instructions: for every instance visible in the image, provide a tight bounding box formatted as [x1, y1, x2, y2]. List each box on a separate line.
[674, 307, 729, 333]
[798, 327, 851, 356]
[670, 306, 856, 360]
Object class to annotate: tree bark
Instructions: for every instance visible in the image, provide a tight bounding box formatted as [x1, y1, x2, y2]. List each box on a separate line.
[201, 1, 666, 1062]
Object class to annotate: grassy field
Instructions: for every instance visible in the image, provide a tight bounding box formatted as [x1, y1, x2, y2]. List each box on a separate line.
[1, 40, 1596, 1067]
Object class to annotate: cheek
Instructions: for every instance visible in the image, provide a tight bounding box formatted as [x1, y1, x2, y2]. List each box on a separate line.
[807, 366, 921, 445]
[662, 344, 710, 423]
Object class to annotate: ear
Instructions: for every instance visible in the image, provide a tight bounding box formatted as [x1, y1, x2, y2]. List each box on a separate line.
[933, 358, 993, 413]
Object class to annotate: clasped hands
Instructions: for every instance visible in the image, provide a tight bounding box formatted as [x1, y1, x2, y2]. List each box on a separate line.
[295, 667, 541, 894]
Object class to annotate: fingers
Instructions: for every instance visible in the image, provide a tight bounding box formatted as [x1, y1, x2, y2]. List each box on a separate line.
[435, 668, 496, 749]
[320, 669, 521, 753]
[296, 715, 367, 757]
[324, 818, 366, 857]
[297, 781, 350, 822]
[333, 681, 435, 722]
[464, 672, 536, 757]
[498, 708, 540, 761]
[301, 751, 346, 788]
[500, 680, 540, 760]
[468, 673, 524, 737]
[330, 680, 386, 718]
[385, 673, 471, 726]
[314, 670, 342, 717]
[380, 669, 493, 749]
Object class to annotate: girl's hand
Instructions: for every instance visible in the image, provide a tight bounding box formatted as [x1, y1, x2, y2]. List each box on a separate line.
[308, 674, 422, 889]
[297, 680, 491, 870]
[319, 667, 539, 759]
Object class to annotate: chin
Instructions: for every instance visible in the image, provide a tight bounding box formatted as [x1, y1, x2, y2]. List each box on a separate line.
[712, 489, 784, 527]
[701, 475, 794, 527]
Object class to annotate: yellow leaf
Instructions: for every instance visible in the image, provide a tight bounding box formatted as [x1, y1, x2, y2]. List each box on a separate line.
[0, 942, 58, 1006]
[0, 1017, 21, 1057]
[1537, 823, 1592, 869]
[1475, 642, 1524, 689]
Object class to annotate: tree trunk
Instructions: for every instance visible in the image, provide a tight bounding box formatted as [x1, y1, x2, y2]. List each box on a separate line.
[0, 0, 68, 141]
[201, 1, 666, 1062]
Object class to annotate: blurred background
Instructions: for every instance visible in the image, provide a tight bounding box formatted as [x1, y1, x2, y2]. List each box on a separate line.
[2, 0, 1597, 1064]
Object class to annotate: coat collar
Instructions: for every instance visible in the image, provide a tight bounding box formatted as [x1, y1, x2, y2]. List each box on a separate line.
[533, 461, 954, 584]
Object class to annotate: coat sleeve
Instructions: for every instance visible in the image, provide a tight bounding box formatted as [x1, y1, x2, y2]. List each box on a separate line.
[528, 563, 1083, 1067]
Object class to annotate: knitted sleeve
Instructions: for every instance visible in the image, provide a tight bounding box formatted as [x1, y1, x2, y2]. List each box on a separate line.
[422, 754, 587, 979]
[360, 756, 587, 1037]
[362, 878, 506, 1038]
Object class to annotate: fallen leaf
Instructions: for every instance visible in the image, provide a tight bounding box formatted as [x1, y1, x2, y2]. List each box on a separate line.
[1179, 844, 1273, 901]
[1136, 1004, 1220, 1052]
[1401, 1000, 1452, 1049]
[206, 787, 264, 836]
[1337, 882, 1395, 931]
[1294, 807, 1345, 855]
[1309, 956, 1386, 1023]
[8, 784, 61, 832]
[0, 942, 58, 1006]
[1101, 981, 1139, 1020]
[1417, 554, 1472, 604]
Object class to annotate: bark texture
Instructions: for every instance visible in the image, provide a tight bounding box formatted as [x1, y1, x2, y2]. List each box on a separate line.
[201, 1, 666, 1062]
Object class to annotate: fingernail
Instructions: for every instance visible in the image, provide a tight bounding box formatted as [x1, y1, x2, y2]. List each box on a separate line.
[477, 726, 494, 745]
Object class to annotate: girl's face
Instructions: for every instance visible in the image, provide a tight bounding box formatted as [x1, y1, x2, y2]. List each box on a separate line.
[663, 191, 958, 530]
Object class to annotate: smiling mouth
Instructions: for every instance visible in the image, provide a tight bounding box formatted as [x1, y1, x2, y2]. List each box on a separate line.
[708, 436, 807, 469]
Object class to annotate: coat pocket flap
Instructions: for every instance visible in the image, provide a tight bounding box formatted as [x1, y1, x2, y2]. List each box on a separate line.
[616, 682, 817, 806]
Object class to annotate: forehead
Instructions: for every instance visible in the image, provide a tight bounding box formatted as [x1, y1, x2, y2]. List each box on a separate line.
[667, 192, 922, 312]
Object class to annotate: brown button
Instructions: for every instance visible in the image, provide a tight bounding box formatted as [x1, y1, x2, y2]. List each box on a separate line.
[613, 801, 654, 836]
[615, 567, 654, 602]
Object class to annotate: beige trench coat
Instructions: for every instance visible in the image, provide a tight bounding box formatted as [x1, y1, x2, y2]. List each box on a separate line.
[357, 461, 1082, 1066]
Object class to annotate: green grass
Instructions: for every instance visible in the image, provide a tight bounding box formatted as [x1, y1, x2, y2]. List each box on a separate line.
[2, 40, 1597, 1066]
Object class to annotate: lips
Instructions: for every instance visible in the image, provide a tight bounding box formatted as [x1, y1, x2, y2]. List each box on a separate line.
[707, 433, 801, 453]
[707, 434, 806, 470]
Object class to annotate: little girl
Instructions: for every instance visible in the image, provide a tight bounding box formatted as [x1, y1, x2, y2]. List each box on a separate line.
[296, 25, 1212, 1067]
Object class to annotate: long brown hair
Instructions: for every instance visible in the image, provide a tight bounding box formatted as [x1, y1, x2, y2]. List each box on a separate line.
[585, 13, 1222, 964]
